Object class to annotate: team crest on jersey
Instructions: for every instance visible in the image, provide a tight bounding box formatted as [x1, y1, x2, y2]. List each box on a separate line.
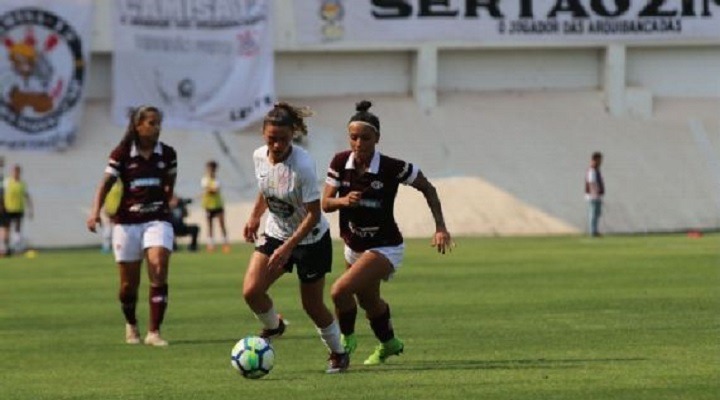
[0, 8, 85, 134]
[266, 196, 295, 219]
[371, 180, 383, 190]
[157, 161, 165, 169]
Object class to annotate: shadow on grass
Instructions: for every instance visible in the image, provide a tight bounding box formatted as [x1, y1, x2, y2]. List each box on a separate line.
[170, 338, 244, 345]
[343, 357, 647, 373]
[169, 334, 326, 346]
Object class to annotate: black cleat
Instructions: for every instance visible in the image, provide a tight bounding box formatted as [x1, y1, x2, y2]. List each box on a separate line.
[259, 318, 287, 340]
[326, 351, 350, 374]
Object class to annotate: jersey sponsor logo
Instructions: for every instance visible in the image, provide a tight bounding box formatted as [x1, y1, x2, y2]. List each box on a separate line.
[358, 198, 381, 209]
[370, 180, 383, 190]
[130, 177, 161, 189]
[349, 222, 379, 238]
[129, 201, 163, 213]
[128, 163, 138, 169]
[266, 196, 295, 218]
[341, 181, 351, 187]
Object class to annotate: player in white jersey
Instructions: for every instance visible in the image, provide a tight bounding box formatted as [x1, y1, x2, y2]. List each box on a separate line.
[242, 102, 349, 374]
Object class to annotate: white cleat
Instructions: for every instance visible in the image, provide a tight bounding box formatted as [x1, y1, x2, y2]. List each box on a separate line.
[144, 331, 169, 347]
[125, 323, 141, 345]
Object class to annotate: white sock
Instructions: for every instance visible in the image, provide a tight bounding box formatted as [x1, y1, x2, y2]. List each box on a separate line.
[102, 225, 112, 250]
[317, 320, 345, 354]
[255, 306, 280, 330]
[11, 233, 22, 251]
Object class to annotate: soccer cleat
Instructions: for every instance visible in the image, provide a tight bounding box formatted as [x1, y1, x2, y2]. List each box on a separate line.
[144, 331, 169, 347]
[326, 351, 350, 374]
[341, 333, 357, 355]
[259, 317, 287, 340]
[222, 244, 231, 254]
[363, 337, 404, 365]
[206, 244, 215, 253]
[125, 323, 141, 345]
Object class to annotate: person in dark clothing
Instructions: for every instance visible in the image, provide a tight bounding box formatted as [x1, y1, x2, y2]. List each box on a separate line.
[169, 194, 199, 252]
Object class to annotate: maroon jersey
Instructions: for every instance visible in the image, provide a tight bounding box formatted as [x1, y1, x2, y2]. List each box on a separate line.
[105, 141, 177, 224]
[326, 150, 418, 252]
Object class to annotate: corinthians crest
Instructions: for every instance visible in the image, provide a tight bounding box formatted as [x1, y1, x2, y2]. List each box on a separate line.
[0, 8, 84, 134]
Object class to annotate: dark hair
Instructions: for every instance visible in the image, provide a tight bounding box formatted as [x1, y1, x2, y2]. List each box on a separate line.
[592, 151, 603, 161]
[206, 160, 218, 170]
[120, 105, 163, 147]
[263, 102, 313, 137]
[348, 100, 380, 133]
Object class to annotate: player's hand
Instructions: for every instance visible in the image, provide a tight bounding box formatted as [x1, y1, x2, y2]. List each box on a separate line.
[344, 191, 362, 208]
[243, 217, 261, 243]
[268, 244, 292, 273]
[431, 229, 454, 254]
[86, 214, 101, 233]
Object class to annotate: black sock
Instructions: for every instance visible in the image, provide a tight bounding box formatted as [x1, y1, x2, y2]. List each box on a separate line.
[369, 305, 394, 343]
[337, 306, 357, 336]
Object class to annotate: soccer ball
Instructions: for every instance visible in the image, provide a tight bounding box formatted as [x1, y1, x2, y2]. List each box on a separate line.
[230, 336, 275, 379]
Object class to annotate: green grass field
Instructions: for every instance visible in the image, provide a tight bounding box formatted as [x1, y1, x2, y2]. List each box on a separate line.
[1, 235, 718, 400]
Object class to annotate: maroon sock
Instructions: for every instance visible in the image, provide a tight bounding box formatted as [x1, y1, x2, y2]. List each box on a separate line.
[149, 285, 168, 332]
[369, 305, 394, 343]
[337, 306, 357, 336]
[119, 292, 137, 325]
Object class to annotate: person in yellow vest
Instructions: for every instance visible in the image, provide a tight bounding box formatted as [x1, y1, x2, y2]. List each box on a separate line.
[4, 164, 33, 252]
[201, 160, 229, 253]
[0, 157, 9, 256]
[100, 181, 123, 253]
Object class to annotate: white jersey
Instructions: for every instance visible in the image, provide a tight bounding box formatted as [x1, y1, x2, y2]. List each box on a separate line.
[253, 144, 329, 244]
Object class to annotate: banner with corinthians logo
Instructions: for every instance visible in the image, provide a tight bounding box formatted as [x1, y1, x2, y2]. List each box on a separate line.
[296, 0, 720, 44]
[112, 0, 274, 131]
[0, 1, 93, 151]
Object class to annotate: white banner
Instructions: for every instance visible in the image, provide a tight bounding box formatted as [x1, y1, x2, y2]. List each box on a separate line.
[0, 1, 93, 151]
[296, 0, 720, 44]
[113, 0, 274, 131]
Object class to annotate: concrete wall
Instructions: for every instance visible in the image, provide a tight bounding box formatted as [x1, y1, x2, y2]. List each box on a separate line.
[86, 0, 720, 105]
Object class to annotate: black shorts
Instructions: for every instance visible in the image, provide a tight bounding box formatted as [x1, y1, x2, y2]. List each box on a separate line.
[5, 212, 23, 222]
[256, 231, 332, 283]
[205, 208, 224, 219]
[0, 212, 8, 227]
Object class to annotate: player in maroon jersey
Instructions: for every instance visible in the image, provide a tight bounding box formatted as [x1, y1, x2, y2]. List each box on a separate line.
[86, 105, 177, 347]
[322, 100, 453, 366]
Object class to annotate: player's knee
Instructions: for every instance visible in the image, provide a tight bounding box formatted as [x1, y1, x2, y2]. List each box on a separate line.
[242, 283, 263, 304]
[330, 281, 353, 305]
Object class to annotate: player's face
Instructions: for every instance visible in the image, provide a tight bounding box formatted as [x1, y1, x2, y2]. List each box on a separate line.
[264, 124, 293, 161]
[135, 111, 161, 145]
[348, 123, 378, 162]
